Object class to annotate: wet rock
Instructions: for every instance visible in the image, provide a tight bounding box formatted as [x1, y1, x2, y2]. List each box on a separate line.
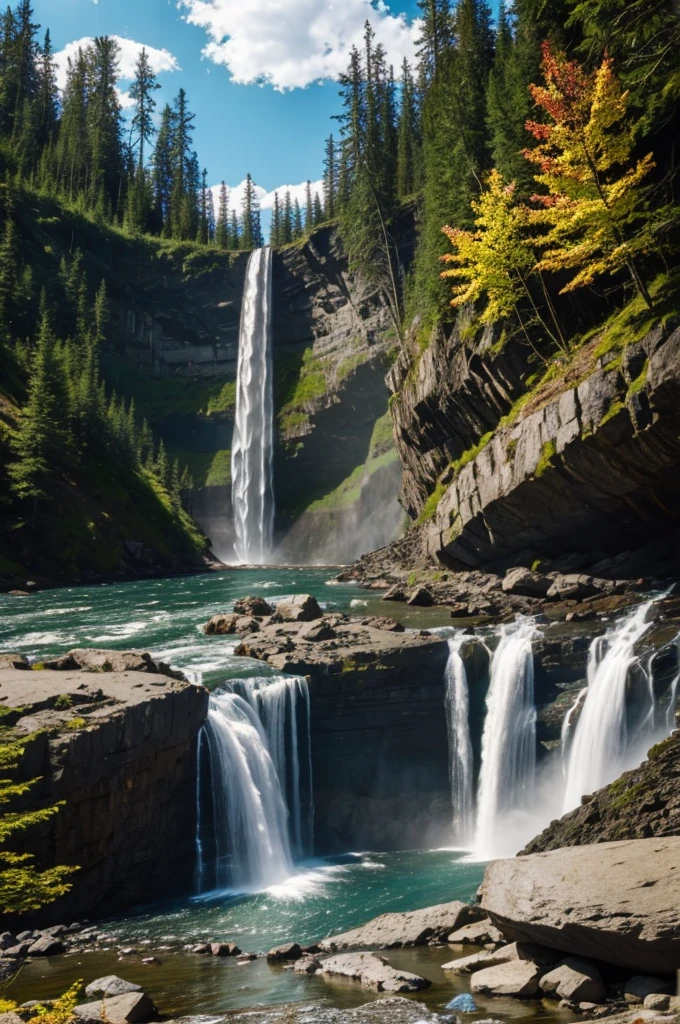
[190, 943, 211, 955]
[204, 613, 239, 635]
[442, 941, 558, 974]
[0, 655, 28, 671]
[298, 620, 336, 641]
[407, 586, 434, 607]
[233, 596, 273, 617]
[0, 934, 16, 950]
[382, 585, 407, 602]
[210, 942, 242, 957]
[294, 954, 323, 973]
[319, 951, 431, 992]
[267, 942, 302, 962]
[275, 595, 323, 622]
[85, 977, 143, 998]
[321, 901, 485, 951]
[546, 575, 599, 601]
[447, 919, 505, 946]
[470, 959, 543, 998]
[73, 992, 155, 1024]
[27, 936, 65, 957]
[539, 958, 606, 1003]
[234, 616, 260, 634]
[644, 994, 671, 1010]
[480, 837, 680, 973]
[447, 993, 478, 1012]
[624, 976, 674, 1004]
[449, 601, 471, 617]
[502, 568, 550, 598]
[41, 924, 67, 938]
[3, 943, 31, 959]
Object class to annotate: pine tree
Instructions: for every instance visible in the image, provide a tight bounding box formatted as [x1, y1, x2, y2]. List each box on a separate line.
[323, 134, 337, 218]
[241, 173, 261, 250]
[87, 36, 124, 218]
[35, 28, 57, 150]
[305, 179, 313, 233]
[128, 47, 160, 231]
[293, 197, 303, 239]
[151, 103, 174, 233]
[54, 48, 89, 201]
[313, 191, 323, 226]
[168, 88, 196, 238]
[283, 189, 293, 244]
[396, 59, 419, 198]
[229, 209, 240, 249]
[216, 181, 229, 248]
[416, 0, 452, 81]
[271, 191, 282, 246]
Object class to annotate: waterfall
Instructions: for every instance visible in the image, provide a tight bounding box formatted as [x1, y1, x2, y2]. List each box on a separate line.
[473, 619, 538, 859]
[562, 599, 655, 813]
[560, 688, 587, 776]
[195, 676, 313, 893]
[444, 636, 475, 845]
[231, 246, 274, 565]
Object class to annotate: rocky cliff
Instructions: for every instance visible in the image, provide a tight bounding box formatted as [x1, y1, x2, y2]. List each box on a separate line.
[0, 649, 208, 922]
[388, 314, 680, 579]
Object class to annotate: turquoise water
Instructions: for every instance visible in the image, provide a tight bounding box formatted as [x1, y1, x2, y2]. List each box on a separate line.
[1, 570, 491, 1015]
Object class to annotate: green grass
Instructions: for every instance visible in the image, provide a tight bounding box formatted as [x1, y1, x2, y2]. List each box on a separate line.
[369, 411, 394, 455]
[101, 359, 237, 424]
[306, 449, 398, 512]
[534, 440, 557, 478]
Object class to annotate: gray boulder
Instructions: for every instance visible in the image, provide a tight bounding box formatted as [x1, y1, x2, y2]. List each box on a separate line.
[320, 900, 484, 951]
[233, 596, 273, 617]
[204, 613, 239, 635]
[442, 940, 559, 975]
[502, 568, 550, 598]
[382, 585, 406, 602]
[85, 977, 143, 999]
[298, 620, 336, 641]
[480, 837, 680, 973]
[407, 587, 434, 607]
[27, 936, 65, 957]
[546, 574, 598, 601]
[275, 595, 322, 622]
[73, 992, 155, 1024]
[267, 942, 302, 962]
[319, 951, 430, 993]
[210, 941, 241, 957]
[470, 960, 543, 997]
[539, 958, 606, 1003]
[447, 919, 505, 945]
[644, 994, 671, 1011]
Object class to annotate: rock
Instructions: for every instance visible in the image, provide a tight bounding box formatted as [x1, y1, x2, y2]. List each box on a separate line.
[0, 1014, 24, 1024]
[204, 613, 239, 635]
[319, 951, 431, 993]
[449, 601, 471, 617]
[210, 942, 242, 957]
[298, 620, 336, 642]
[447, 919, 505, 946]
[382, 585, 407, 602]
[442, 941, 559, 974]
[73, 992, 155, 1024]
[624, 977, 674, 1004]
[502, 568, 551, 598]
[191, 943, 211, 955]
[85, 977, 143, 998]
[0, 934, 16, 950]
[234, 616, 260, 634]
[27, 936, 65, 957]
[546, 574, 599, 601]
[481, 838, 680, 974]
[539, 958, 606, 1003]
[15, 931, 34, 942]
[233, 596, 273, 617]
[4, 943, 31, 959]
[41, 925, 67, 938]
[320, 901, 485, 951]
[275, 595, 323, 622]
[267, 942, 302, 962]
[0, 655, 28, 670]
[446, 994, 478, 1012]
[407, 586, 434, 607]
[644, 994, 671, 1011]
[361, 616, 405, 633]
[471, 959, 543, 998]
[294, 955, 323, 973]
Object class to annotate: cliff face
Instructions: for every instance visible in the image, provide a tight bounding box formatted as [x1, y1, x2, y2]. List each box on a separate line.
[1, 651, 208, 921]
[389, 316, 680, 577]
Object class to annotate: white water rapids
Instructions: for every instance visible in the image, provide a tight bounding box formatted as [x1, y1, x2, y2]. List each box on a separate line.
[231, 246, 275, 565]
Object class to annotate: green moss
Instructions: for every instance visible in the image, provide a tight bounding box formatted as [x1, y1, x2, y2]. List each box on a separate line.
[417, 479, 447, 524]
[54, 694, 73, 710]
[369, 411, 394, 455]
[531, 559, 541, 572]
[599, 398, 625, 428]
[337, 352, 367, 382]
[610, 781, 646, 811]
[506, 437, 518, 462]
[534, 440, 557, 478]
[306, 449, 398, 512]
[627, 359, 649, 398]
[65, 717, 87, 731]
[101, 359, 237, 423]
[647, 736, 674, 760]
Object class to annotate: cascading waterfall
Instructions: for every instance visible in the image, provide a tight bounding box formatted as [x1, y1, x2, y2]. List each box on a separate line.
[473, 619, 538, 859]
[195, 676, 313, 894]
[444, 636, 475, 845]
[231, 246, 274, 565]
[562, 599, 656, 813]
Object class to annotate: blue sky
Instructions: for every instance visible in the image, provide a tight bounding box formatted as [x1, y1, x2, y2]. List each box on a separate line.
[34, 0, 425, 197]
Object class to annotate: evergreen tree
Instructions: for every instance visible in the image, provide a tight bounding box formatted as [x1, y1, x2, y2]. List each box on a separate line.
[305, 179, 313, 232]
[282, 189, 293, 243]
[215, 181, 229, 248]
[293, 197, 303, 239]
[128, 47, 159, 230]
[87, 36, 124, 217]
[151, 103, 174, 233]
[271, 190, 282, 246]
[241, 173, 262, 250]
[416, 0, 452, 81]
[323, 134, 337, 218]
[36, 28, 57, 150]
[396, 59, 419, 198]
[230, 209, 240, 249]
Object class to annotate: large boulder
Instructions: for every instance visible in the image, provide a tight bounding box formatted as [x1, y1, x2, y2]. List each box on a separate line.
[204, 613, 239, 635]
[73, 992, 155, 1024]
[320, 901, 485, 951]
[539, 958, 606, 1003]
[442, 941, 560, 975]
[480, 837, 680, 973]
[233, 596, 273, 616]
[470, 960, 543, 998]
[267, 942, 302, 962]
[26, 936, 64, 957]
[85, 977, 142, 999]
[275, 595, 323, 622]
[319, 951, 431, 993]
[447, 919, 504, 945]
[502, 568, 550, 598]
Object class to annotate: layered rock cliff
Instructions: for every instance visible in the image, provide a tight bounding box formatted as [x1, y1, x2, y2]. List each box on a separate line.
[1, 650, 208, 921]
[388, 314, 680, 578]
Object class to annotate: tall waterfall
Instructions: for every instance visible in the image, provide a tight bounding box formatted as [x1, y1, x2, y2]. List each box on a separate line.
[195, 675, 312, 894]
[444, 636, 475, 845]
[231, 246, 274, 565]
[474, 619, 538, 859]
[562, 600, 655, 812]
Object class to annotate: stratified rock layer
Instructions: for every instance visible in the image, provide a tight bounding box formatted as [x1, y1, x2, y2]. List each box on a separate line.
[1, 655, 208, 922]
[479, 837, 680, 973]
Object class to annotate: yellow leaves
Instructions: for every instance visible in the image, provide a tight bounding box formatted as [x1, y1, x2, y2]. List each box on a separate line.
[441, 169, 535, 324]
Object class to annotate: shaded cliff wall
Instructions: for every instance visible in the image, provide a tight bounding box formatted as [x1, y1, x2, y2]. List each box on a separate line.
[4, 662, 208, 922]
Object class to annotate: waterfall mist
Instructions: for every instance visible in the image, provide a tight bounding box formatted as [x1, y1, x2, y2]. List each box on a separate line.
[231, 247, 274, 565]
[195, 675, 313, 894]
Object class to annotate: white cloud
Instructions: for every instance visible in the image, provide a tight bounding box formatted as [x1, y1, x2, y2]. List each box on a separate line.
[178, 0, 419, 91]
[210, 178, 323, 215]
[54, 37, 181, 105]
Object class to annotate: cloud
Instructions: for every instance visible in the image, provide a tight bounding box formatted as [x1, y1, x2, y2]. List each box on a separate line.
[210, 178, 323, 214]
[178, 0, 420, 90]
[54, 37, 180, 106]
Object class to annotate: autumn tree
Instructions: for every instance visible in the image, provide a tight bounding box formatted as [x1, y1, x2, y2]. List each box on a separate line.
[524, 44, 656, 307]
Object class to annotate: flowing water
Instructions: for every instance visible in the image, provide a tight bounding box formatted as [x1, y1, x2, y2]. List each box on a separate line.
[444, 636, 475, 846]
[231, 246, 275, 565]
[562, 599, 656, 812]
[473, 619, 539, 860]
